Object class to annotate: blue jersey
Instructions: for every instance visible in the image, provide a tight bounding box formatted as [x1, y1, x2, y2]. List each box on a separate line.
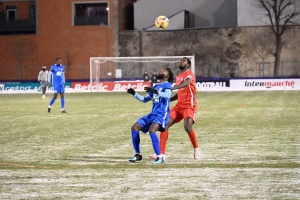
[134, 81, 172, 133]
[48, 64, 65, 85]
[147, 81, 172, 115]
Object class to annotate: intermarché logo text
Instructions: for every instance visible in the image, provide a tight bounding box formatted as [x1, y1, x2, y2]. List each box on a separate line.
[245, 80, 295, 88]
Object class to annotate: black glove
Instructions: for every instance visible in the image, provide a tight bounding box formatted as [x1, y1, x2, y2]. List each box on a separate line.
[144, 87, 158, 94]
[127, 88, 136, 95]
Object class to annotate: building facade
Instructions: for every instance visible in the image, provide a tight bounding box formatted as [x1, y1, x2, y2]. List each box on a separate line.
[0, 0, 299, 81]
[0, 0, 136, 81]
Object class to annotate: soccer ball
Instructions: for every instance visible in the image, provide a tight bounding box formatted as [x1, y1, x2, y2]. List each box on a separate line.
[155, 15, 169, 29]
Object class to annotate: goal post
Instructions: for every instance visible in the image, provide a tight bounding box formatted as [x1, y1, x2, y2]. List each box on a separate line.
[89, 55, 195, 92]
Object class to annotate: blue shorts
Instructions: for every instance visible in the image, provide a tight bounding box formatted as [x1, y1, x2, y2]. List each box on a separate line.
[52, 83, 65, 94]
[137, 113, 169, 133]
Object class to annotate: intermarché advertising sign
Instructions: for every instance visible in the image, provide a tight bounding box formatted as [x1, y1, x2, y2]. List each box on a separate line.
[230, 79, 300, 90]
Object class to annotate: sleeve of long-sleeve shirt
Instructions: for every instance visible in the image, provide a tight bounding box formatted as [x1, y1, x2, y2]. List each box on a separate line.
[62, 72, 65, 83]
[47, 71, 52, 83]
[38, 71, 41, 81]
[133, 93, 152, 103]
[158, 89, 171, 99]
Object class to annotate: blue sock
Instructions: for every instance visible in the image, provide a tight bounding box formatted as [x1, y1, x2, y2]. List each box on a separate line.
[150, 132, 161, 155]
[61, 98, 65, 109]
[49, 98, 55, 106]
[131, 130, 140, 153]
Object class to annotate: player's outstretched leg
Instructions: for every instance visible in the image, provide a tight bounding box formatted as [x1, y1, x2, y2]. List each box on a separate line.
[42, 86, 46, 99]
[48, 98, 56, 113]
[129, 129, 142, 162]
[61, 96, 67, 113]
[184, 117, 201, 159]
[149, 132, 164, 164]
[149, 130, 168, 161]
[187, 130, 200, 159]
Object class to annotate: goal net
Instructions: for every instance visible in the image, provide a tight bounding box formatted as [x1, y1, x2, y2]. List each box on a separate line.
[89, 56, 195, 92]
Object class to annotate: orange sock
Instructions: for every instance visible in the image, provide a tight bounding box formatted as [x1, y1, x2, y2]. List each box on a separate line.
[188, 130, 198, 148]
[160, 130, 168, 154]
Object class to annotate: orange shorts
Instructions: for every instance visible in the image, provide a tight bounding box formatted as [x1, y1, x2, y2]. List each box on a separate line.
[170, 105, 196, 123]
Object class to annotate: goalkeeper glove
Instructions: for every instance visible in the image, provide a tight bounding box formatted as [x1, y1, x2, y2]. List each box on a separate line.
[144, 87, 158, 94]
[127, 88, 136, 95]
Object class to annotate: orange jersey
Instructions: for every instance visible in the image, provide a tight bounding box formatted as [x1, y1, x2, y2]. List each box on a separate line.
[175, 70, 197, 110]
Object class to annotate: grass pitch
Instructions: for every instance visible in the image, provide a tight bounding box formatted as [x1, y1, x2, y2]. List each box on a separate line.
[0, 91, 299, 199]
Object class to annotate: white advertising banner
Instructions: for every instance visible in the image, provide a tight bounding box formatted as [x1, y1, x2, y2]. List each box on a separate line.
[1, 79, 300, 94]
[230, 79, 300, 90]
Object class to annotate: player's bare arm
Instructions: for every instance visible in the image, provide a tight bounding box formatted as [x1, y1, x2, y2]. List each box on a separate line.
[172, 78, 191, 90]
[170, 93, 178, 102]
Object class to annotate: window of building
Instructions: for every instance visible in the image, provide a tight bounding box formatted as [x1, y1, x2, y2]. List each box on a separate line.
[73, 2, 109, 26]
[6, 5, 17, 20]
[30, 5, 36, 21]
[0, 4, 36, 35]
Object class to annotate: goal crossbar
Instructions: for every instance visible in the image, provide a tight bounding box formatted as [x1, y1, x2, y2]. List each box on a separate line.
[89, 55, 195, 92]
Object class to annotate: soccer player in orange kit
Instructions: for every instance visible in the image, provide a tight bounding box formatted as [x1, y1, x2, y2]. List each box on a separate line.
[149, 57, 200, 160]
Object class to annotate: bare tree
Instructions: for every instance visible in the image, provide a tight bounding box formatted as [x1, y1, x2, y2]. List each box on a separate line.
[6, 38, 36, 67]
[251, 28, 275, 63]
[251, 28, 277, 77]
[62, 40, 75, 79]
[254, 0, 300, 76]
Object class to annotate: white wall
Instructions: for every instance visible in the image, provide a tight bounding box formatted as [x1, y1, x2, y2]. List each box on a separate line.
[237, 0, 270, 26]
[134, 0, 237, 30]
[134, 0, 300, 29]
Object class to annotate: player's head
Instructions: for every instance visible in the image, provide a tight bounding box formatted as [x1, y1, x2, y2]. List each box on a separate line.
[179, 57, 191, 71]
[166, 67, 174, 83]
[56, 58, 62, 65]
[42, 65, 46, 71]
[157, 67, 174, 83]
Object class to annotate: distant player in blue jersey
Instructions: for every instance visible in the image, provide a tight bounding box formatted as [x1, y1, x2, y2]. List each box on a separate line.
[126, 67, 174, 164]
[47, 58, 67, 113]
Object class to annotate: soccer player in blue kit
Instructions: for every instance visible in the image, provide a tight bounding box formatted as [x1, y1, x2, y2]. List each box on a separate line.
[127, 67, 174, 164]
[47, 58, 67, 113]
